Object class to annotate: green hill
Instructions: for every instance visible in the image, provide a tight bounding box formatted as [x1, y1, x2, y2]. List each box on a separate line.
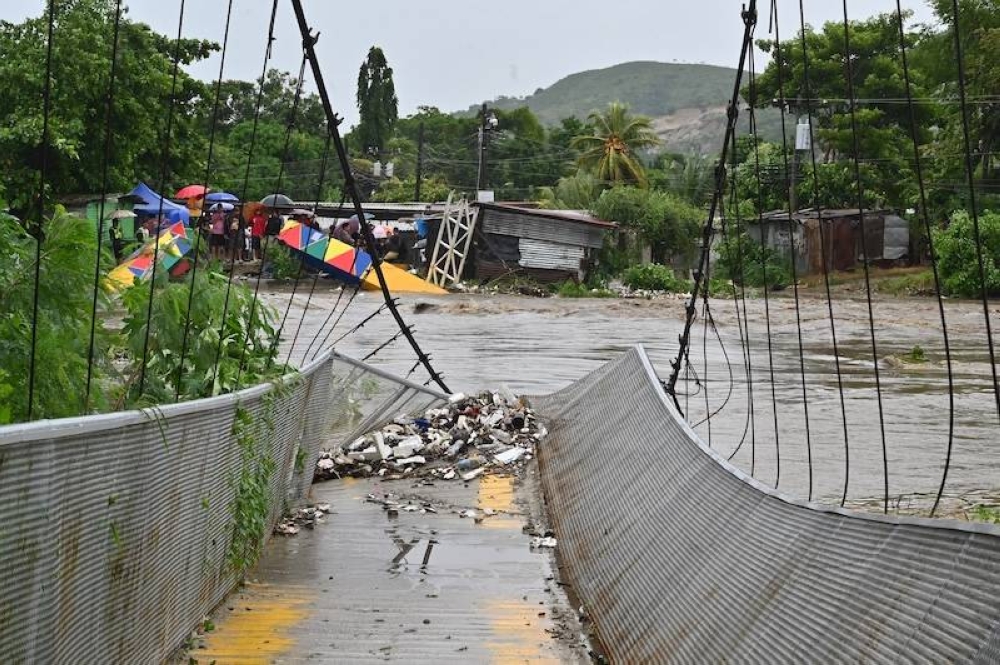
[464, 61, 784, 155]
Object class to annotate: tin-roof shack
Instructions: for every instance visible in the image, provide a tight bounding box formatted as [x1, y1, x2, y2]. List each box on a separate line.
[472, 203, 617, 284]
[750, 209, 909, 276]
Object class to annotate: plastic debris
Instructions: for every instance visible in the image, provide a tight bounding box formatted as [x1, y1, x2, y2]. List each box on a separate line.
[530, 536, 558, 549]
[314, 389, 545, 483]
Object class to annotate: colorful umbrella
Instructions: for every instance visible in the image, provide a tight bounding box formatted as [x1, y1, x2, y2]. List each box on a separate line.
[175, 184, 209, 199]
[205, 191, 239, 203]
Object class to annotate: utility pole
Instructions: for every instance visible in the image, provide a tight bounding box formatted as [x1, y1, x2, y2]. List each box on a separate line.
[476, 102, 488, 193]
[414, 121, 425, 201]
[476, 103, 499, 197]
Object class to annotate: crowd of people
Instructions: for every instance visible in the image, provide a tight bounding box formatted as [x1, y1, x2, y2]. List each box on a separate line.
[113, 203, 414, 269]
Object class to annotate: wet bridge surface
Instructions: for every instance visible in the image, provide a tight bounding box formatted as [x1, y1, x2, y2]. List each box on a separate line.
[195, 473, 587, 663]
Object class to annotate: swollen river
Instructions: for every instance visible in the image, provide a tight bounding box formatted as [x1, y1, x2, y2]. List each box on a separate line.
[266, 285, 1000, 512]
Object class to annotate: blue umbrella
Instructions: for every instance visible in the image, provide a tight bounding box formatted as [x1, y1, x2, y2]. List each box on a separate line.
[205, 191, 240, 203]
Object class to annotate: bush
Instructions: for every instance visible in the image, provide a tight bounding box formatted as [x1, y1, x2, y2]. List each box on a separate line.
[0, 211, 114, 421]
[715, 232, 793, 289]
[933, 210, 1000, 298]
[556, 281, 616, 298]
[121, 268, 284, 405]
[269, 243, 303, 280]
[592, 186, 703, 263]
[623, 263, 690, 292]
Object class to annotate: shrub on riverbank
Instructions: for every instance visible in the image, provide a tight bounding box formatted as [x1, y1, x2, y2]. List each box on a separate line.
[934, 210, 1000, 298]
[623, 263, 689, 292]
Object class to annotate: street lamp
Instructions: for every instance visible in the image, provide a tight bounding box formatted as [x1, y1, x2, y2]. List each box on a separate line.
[477, 103, 499, 200]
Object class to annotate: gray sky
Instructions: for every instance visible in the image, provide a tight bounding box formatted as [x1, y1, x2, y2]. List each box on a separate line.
[3, 1, 938, 126]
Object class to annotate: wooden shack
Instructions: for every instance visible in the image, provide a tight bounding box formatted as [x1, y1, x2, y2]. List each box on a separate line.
[471, 203, 617, 283]
[751, 208, 909, 276]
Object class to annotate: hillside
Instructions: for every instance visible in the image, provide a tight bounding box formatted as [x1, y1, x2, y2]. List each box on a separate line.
[464, 61, 784, 155]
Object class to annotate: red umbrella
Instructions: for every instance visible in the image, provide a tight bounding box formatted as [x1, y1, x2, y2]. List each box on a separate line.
[175, 184, 209, 199]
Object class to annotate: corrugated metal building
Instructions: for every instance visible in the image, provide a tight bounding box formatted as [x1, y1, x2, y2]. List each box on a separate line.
[751, 208, 909, 276]
[472, 203, 617, 283]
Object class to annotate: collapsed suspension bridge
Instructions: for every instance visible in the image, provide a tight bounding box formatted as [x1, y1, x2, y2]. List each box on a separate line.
[1, 0, 999, 663]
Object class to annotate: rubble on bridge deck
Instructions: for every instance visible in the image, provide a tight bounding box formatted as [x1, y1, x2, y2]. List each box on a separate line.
[315, 388, 546, 485]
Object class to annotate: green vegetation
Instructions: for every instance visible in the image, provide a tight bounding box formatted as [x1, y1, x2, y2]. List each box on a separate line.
[715, 232, 793, 290]
[623, 263, 690, 292]
[227, 406, 276, 575]
[571, 102, 661, 187]
[355, 46, 399, 156]
[933, 210, 1000, 298]
[268, 244, 303, 280]
[905, 345, 928, 364]
[592, 186, 703, 264]
[972, 505, 1000, 525]
[555, 281, 616, 298]
[0, 211, 113, 420]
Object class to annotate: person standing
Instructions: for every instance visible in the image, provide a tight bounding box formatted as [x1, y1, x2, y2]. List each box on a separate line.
[251, 208, 266, 261]
[109, 218, 125, 263]
[209, 207, 226, 260]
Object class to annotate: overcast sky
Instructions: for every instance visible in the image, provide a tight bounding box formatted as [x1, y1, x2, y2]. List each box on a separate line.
[3, 1, 938, 127]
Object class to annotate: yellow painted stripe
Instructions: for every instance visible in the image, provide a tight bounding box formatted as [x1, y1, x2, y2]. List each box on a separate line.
[196, 583, 312, 665]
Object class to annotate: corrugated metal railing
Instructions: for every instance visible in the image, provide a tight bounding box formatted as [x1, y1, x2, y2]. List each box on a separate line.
[0, 350, 446, 664]
[534, 346, 1000, 664]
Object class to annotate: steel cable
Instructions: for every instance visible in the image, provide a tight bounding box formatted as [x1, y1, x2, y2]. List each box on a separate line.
[84, 0, 124, 413]
[841, 0, 891, 514]
[747, 44, 783, 490]
[25, 0, 57, 421]
[211, 0, 280, 391]
[797, 0, 852, 507]
[235, 50, 310, 389]
[769, 0, 815, 501]
[136, 0, 186, 400]
[174, 0, 234, 401]
[947, 0, 1000, 426]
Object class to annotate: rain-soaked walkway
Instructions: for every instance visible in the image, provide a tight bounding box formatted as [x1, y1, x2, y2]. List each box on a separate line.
[195, 473, 588, 663]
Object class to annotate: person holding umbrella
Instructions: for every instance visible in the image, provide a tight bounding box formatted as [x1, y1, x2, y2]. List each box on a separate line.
[109, 218, 125, 263]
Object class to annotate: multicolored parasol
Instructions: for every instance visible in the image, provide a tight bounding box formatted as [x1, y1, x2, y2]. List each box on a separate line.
[277, 219, 372, 281]
[106, 221, 195, 290]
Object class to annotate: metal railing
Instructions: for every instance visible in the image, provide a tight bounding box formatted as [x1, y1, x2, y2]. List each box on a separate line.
[0, 349, 445, 664]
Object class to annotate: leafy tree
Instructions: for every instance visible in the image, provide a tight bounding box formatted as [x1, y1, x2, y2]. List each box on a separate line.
[355, 46, 398, 157]
[592, 186, 702, 263]
[933, 210, 1000, 297]
[0, 0, 217, 213]
[572, 102, 661, 187]
[538, 171, 601, 210]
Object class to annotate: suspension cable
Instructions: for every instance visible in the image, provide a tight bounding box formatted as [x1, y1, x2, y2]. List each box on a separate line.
[797, 0, 852, 507]
[84, 0, 124, 413]
[211, 0, 279, 391]
[947, 0, 1000, 425]
[769, 0, 815, 501]
[841, 0, 891, 514]
[235, 50, 309, 389]
[908, 1, 953, 515]
[291, 0, 450, 394]
[665, 0, 758, 408]
[174, 0, 234, 401]
[747, 42, 783, 490]
[136, 0, 187, 399]
[282, 134, 335, 367]
[26, 0, 58, 421]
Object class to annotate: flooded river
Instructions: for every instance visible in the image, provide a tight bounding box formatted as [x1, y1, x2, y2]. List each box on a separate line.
[264, 284, 999, 512]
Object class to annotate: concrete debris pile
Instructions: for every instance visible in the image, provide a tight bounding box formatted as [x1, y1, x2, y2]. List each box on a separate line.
[315, 388, 545, 482]
[273, 503, 332, 536]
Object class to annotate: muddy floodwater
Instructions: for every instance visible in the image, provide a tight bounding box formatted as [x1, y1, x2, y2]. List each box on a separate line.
[264, 283, 1000, 512]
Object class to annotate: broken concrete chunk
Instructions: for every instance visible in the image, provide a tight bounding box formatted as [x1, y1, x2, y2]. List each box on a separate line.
[494, 447, 527, 465]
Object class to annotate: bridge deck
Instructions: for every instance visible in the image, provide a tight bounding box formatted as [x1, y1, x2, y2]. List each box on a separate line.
[194, 473, 586, 664]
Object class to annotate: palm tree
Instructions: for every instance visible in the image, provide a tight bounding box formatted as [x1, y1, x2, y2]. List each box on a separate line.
[571, 102, 661, 187]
